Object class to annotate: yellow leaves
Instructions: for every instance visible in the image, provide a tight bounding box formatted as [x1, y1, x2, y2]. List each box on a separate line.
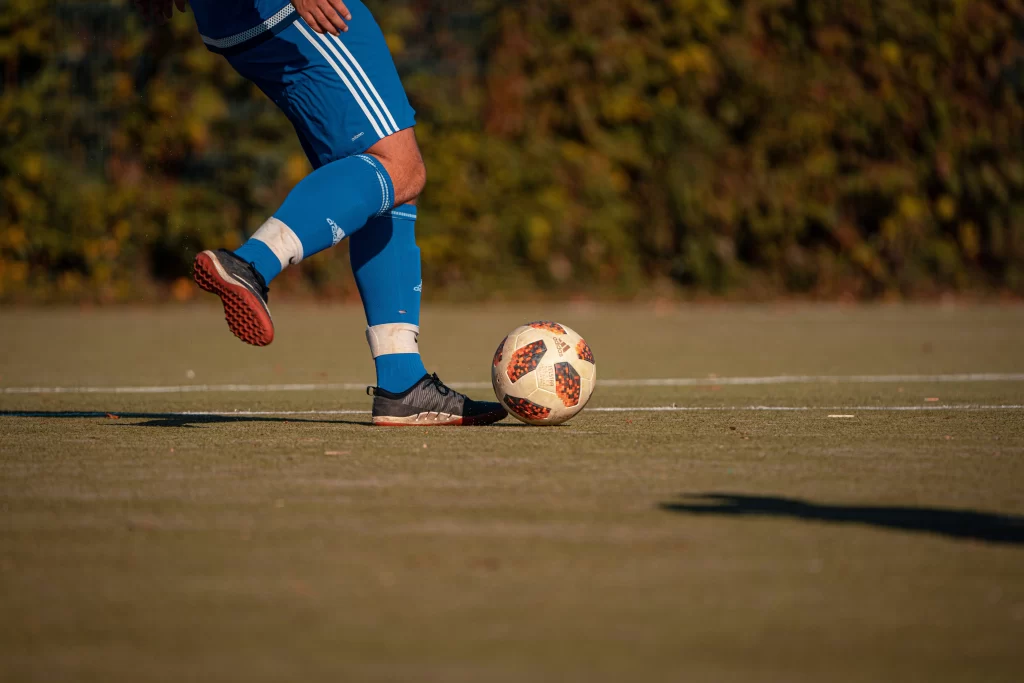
[113, 220, 131, 242]
[92, 263, 112, 285]
[191, 86, 229, 120]
[187, 119, 209, 148]
[898, 195, 927, 223]
[113, 73, 134, 102]
[183, 46, 219, 75]
[600, 88, 645, 124]
[669, 45, 716, 77]
[284, 154, 311, 187]
[58, 272, 82, 296]
[171, 277, 194, 301]
[385, 33, 405, 55]
[673, 0, 733, 36]
[0, 259, 29, 295]
[559, 141, 588, 164]
[609, 170, 630, 194]
[851, 243, 885, 279]
[148, 86, 176, 115]
[958, 221, 980, 260]
[21, 155, 43, 183]
[83, 238, 121, 263]
[880, 41, 902, 67]
[3, 177, 36, 216]
[936, 196, 957, 221]
[527, 216, 552, 263]
[83, 240, 104, 263]
[1, 227, 27, 250]
[183, 86, 230, 148]
[3, 0, 1022, 301]
[805, 151, 837, 178]
[881, 217, 901, 246]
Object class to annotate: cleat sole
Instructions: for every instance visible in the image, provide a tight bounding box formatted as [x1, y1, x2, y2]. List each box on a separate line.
[193, 251, 274, 347]
[372, 407, 507, 427]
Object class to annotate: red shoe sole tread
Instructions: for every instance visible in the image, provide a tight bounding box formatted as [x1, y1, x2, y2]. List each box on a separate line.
[193, 252, 274, 347]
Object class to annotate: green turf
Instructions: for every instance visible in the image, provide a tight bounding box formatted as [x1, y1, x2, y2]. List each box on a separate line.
[1, 304, 1023, 682]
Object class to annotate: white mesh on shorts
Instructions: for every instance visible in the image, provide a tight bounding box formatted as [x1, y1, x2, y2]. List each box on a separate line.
[200, 4, 296, 50]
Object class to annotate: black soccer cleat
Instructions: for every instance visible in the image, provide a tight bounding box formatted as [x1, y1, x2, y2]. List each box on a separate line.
[369, 373, 507, 426]
[193, 249, 274, 347]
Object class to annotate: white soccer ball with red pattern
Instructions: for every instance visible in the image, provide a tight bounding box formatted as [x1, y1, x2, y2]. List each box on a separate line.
[491, 321, 597, 425]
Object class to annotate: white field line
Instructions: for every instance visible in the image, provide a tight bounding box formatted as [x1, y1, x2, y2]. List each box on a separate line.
[1, 405, 1023, 419]
[3, 373, 1024, 395]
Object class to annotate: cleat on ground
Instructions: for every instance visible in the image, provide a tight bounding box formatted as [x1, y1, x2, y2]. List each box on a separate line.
[369, 373, 508, 426]
[193, 249, 274, 347]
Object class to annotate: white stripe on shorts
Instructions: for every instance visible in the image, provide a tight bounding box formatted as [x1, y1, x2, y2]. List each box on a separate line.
[294, 20, 386, 140]
[327, 35, 401, 133]
[318, 34, 395, 136]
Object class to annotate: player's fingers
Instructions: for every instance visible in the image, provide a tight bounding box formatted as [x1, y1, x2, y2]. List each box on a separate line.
[326, 0, 353, 23]
[318, 0, 349, 33]
[300, 10, 322, 33]
[308, 7, 337, 35]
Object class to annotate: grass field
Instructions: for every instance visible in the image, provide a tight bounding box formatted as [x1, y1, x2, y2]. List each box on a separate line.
[2, 303, 1023, 682]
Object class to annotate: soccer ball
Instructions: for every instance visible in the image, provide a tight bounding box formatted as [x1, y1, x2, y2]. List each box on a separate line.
[491, 321, 597, 425]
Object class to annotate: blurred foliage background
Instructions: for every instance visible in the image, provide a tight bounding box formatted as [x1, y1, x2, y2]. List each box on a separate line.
[1, 0, 1023, 302]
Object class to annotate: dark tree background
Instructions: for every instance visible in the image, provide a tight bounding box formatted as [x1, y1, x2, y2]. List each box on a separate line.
[1, 0, 1023, 301]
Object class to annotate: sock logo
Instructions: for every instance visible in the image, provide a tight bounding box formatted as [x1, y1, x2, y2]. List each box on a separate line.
[327, 218, 345, 245]
[413, 281, 423, 293]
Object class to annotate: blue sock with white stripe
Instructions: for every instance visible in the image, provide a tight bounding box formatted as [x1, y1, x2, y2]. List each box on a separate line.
[350, 204, 427, 394]
[234, 154, 394, 283]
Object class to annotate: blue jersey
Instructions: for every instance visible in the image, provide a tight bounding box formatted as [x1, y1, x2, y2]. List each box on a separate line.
[190, 0, 293, 51]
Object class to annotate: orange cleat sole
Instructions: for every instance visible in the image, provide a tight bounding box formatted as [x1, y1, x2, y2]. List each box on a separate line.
[193, 251, 275, 347]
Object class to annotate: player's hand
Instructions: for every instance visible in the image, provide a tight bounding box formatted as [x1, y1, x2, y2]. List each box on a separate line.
[293, 0, 352, 35]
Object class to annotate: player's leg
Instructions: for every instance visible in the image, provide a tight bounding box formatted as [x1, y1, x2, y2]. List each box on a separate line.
[192, 3, 504, 424]
[351, 205, 505, 426]
[324, 12, 502, 422]
[194, 3, 421, 346]
[348, 130, 427, 395]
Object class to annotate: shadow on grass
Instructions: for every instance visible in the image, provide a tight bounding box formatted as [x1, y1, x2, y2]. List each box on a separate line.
[0, 411, 530, 429]
[660, 493, 1024, 545]
[0, 410, 369, 427]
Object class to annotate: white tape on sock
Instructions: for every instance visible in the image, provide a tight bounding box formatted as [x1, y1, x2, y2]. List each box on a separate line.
[366, 323, 420, 358]
[251, 217, 304, 269]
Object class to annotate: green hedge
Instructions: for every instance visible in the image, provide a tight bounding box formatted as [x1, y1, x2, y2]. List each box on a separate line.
[2, 0, 1022, 301]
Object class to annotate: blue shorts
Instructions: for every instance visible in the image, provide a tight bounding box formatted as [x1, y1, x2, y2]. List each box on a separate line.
[205, 1, 416, 169]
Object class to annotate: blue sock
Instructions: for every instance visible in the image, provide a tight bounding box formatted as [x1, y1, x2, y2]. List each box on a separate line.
[350, 204, 427, 394]
[233, 154, 394, 283]
[233, 239, 282, 282]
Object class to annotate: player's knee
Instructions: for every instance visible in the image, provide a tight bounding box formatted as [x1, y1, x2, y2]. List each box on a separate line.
[376, 150, 425, 206]
[366, 128, 426, 206]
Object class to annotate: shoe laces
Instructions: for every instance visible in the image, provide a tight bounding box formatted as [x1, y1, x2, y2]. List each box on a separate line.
[427, 373, 464, 400]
